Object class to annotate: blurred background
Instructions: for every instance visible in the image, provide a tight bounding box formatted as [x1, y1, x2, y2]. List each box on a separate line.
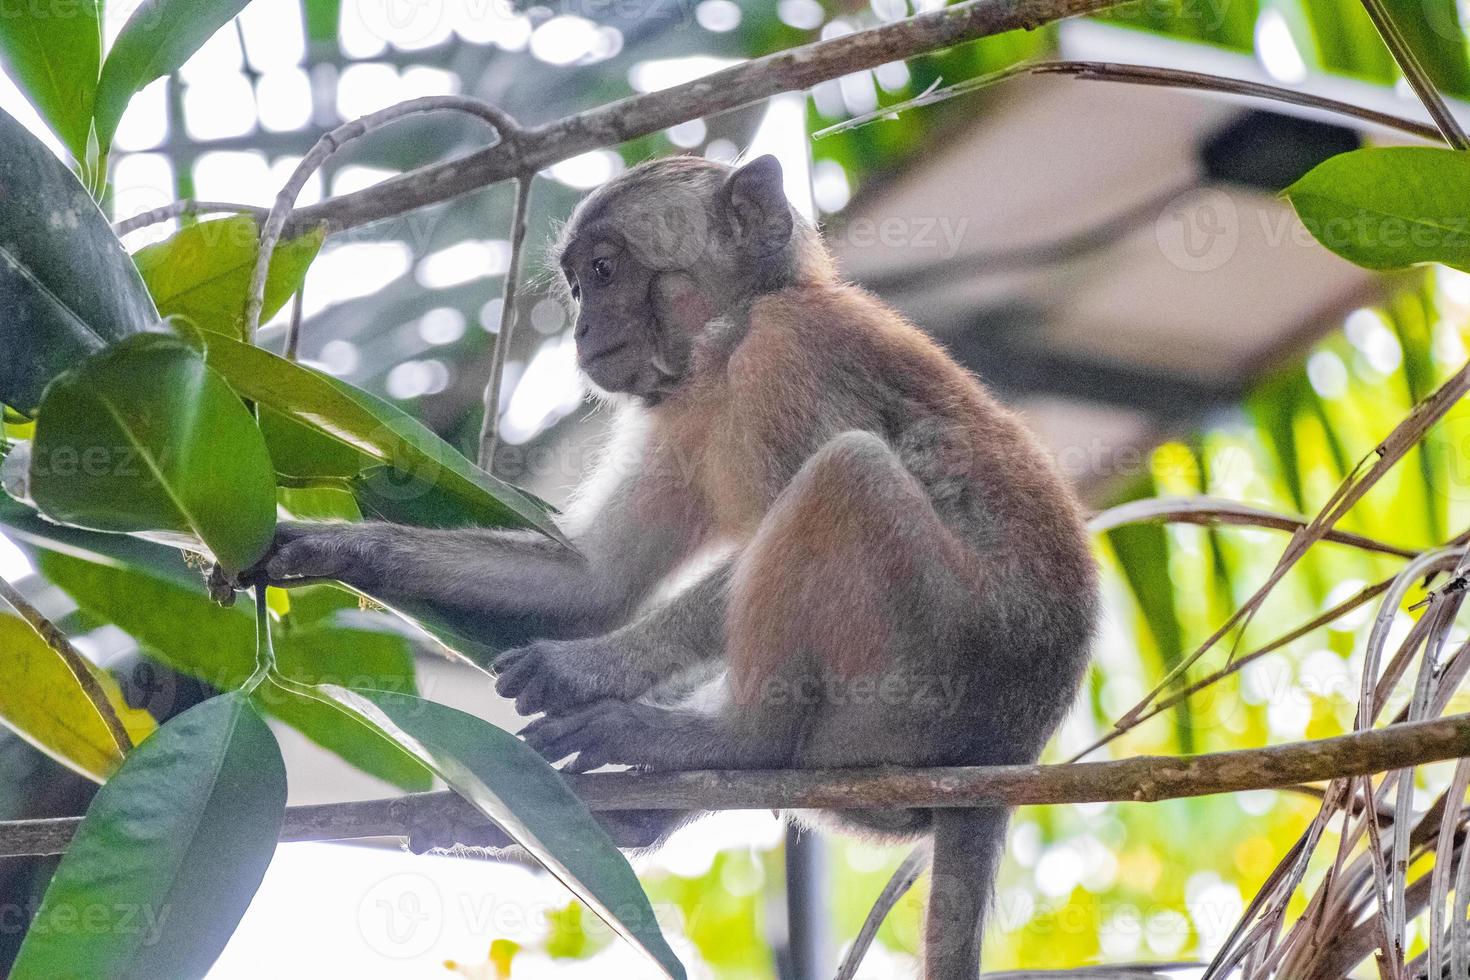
[5, 0, 1470, 976]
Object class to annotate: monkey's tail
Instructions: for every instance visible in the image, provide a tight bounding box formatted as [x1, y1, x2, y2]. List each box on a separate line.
[923, 807, 1010, 980]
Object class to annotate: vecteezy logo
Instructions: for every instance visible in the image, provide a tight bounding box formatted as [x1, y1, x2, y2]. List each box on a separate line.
[1154, 188, 1239, 273]
[357, 872, 444, 958]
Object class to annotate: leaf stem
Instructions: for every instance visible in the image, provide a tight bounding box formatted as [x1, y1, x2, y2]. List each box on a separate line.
[476, 174, 533, 471]
[243, 585, 274, 695]
[0, 575, 132, 756]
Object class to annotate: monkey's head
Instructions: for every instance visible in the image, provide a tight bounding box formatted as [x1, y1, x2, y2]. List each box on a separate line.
[555, 154, 832, 400]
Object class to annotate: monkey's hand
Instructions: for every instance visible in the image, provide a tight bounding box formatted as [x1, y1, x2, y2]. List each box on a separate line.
[209, 522, 393, 603]
[519, 700, 666, 773]
[494, 637, 661, 717]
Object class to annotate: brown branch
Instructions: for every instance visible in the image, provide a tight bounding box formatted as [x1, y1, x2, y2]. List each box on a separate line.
[282, 0, 1133, 238]
[0, 577, 132, 759]
[5, 713, 1470, 858]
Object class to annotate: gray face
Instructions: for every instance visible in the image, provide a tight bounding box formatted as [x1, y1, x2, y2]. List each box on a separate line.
[555, 154, 796, 400]
[558, 219, 668, 396]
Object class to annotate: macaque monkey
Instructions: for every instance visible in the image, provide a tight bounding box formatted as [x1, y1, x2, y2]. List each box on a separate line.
[241, 155, 1098, 978]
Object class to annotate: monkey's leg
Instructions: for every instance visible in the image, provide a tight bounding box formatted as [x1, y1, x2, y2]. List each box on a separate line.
[523, 430, 973, 775]
[494, 561, 733, 716]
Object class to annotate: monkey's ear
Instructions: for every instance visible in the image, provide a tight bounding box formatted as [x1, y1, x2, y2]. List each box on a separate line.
[722, 154, 794, 257]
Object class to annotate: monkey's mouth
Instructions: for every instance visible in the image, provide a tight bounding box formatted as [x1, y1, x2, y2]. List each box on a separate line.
[577, 338, 631, 368]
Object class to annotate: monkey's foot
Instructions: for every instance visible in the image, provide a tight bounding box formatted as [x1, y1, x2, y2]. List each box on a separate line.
[494, 639, 657, 717]
[519, 700, 667, 774]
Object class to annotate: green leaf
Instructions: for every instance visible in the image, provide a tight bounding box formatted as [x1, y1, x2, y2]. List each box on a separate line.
[1284, 147, 1470, 273]
[28, 333, 276, 573]
[0, 107, 157, 414]
[0, 0, 100, 162]
[1299, 0, 1396, 83]
[39, 551, 432, 791]
[93, 0, 254, 155]
[134, 216, 324, 341]
[11, 692, 285, 980]
[0, 614, 148, 782]
[262, 406, 372, 481]
[294, 686, 687, 980]
[190, 330, 564, 542]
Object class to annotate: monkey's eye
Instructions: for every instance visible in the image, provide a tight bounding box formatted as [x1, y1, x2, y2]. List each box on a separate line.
[592, 257, 615, 283]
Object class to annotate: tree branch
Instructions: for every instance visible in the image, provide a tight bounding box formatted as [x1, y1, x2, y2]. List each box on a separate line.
[4, 712, 1469, 858]
[283, 0, 1132, 238]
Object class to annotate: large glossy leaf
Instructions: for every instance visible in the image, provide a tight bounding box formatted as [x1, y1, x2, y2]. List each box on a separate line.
[28, 332, 276, 573]
[93, 0, 254, 154]
[134, 216, 325, 341]
[291, 685, 687, 980]
[39, 551, 432, 791]
[190, 330, 564, 542]
[0, 0, 100, 161]
[0, 107, 157, 414]
[0, 615, 153, 782]
[11, 691, 285, 979]
[1285, 147, 1470, 273]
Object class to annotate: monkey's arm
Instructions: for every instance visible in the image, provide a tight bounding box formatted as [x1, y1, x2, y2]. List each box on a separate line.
[495, 560, 733, 715]
[252, 466, 706, 643]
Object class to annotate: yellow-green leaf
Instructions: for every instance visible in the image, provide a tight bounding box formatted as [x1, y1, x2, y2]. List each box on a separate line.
[134, 216, 324, 340]
[0, 614, 152, 782]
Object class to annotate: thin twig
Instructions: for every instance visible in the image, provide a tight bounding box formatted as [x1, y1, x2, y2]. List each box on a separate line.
[1359, 0, 1470, 150]
[835, 842, 930, 980]
[815, 60, 1446, 143]
[6, 712, 1470, 858]
[1066, 574, 1395, 762]
[283, 284, 307, 362]
[1088, 496, 1422, 559]
[1116, 359, 1470, 728]
[476, 174, 532, 471]
[112, 200, 269, 237]
[0, 576, 132, 758]
[244, 96, 522, 343]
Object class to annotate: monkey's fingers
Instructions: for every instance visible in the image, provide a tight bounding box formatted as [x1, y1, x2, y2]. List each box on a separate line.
[495, 646, 563, 717]
[494, 642, 604, 717]
[519, 705, 606, 766]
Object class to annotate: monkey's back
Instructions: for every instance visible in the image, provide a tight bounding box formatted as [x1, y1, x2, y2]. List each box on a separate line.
[719, 283, 1099, 768]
